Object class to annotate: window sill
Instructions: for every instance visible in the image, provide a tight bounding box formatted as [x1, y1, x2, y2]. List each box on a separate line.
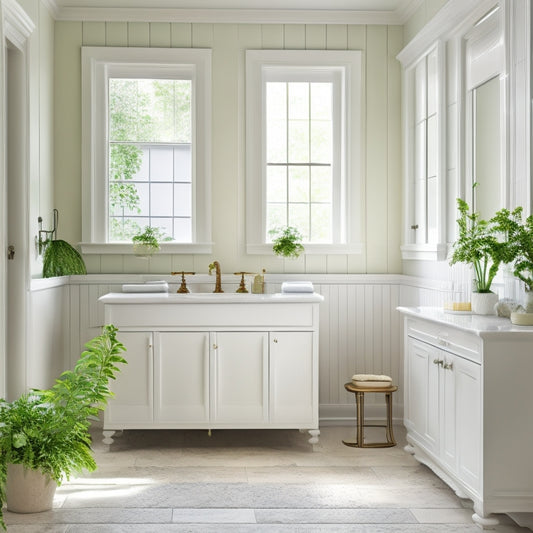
[246, 243, 364, 255]
[79, 242, 213, 255]
[400, 243, 449, 261]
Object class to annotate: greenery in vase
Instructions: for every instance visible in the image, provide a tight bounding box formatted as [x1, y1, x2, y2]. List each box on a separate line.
[491, 206, 533, 291]
[269, 226, 305, 259]
[450, 198, 510, 293]
[132, 226, 168, 254]
[0, 325, 127, 531]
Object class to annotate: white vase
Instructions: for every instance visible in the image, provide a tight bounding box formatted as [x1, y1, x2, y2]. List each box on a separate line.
[471, 291, 499, 315]
[6, 464, 57, 513]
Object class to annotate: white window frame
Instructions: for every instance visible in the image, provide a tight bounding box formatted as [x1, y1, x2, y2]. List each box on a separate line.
[81, 47, 212, 254]
[245, 50, 363, 255]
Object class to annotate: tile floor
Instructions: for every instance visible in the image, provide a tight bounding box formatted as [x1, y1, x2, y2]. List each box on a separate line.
[4, 425, 532, 532]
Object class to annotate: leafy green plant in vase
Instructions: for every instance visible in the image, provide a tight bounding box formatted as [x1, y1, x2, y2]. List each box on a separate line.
[269, 226, 305, 259]
[0, 325, 127, 530]
[449, 198, 509, 315]
[132, 226, 163, 257]
[491, 206, 533, 313]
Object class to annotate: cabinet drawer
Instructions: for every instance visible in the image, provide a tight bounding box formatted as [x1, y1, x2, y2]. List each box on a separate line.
[406, 318, 481, 363]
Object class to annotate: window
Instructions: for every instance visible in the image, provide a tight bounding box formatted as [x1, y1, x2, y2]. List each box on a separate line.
[246, 50, 363, 254]
[81, 47, 211, 254]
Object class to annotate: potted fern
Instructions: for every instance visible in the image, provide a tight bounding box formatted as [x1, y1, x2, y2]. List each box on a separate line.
[491, 206, 533, 312]
[450, 198, 510, 314]
[132, 226, 163, 257]
[0, 325, 127, 530]
[269, 226, 305, 259]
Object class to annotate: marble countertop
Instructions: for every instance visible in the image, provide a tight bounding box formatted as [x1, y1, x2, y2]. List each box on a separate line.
[397, 306, 533, 336]
[99, 292, 324, 304]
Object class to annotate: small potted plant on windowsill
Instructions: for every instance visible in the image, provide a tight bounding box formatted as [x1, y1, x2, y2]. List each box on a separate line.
[450, 198, 510, 315]
[269, 226, 305, 259]
[491, 206, 533, 313]
[132, 226, 163, 258]
[0, 326, 127, 531]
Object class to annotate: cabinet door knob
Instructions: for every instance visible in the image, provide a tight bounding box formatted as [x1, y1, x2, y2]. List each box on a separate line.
[273, 338, 278, 343]
[443, 362, 453, 370]
[212, 344, 218, 350]
[433, 358, 444, 366]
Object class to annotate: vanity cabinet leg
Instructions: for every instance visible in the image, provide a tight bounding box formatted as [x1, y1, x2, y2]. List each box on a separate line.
[102, 430, 116, 446]
[307, 429, 320, 445]
[472, 506, 499, 529]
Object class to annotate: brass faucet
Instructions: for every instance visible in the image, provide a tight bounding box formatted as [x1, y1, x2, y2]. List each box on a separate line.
[208, 261, 224, 293]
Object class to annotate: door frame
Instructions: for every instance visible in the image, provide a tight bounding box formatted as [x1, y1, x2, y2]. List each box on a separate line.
[0, 0, 34, 399]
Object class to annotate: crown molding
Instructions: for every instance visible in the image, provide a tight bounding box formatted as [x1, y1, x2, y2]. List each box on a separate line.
[52, 6, 406, 24]
[397, 0, 499, 66]
[2, 0, 35, 48]
[393, 0, 424, 25]
[41, 0, 60, 18]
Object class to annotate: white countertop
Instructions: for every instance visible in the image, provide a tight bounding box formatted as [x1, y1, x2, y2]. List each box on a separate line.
[99, 292, 324, 304]
[397, 306, 533, 336]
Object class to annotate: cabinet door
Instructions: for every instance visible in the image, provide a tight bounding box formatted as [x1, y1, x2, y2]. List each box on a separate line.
[105, 331, 153, 426]
[454, 354, 481, 493]
[440, 353, 457, 472]
[406, 337, 440, 454]
[211, 332, 268, 424]
[155, 332, 209, 423]
[270, 332, 315, 426]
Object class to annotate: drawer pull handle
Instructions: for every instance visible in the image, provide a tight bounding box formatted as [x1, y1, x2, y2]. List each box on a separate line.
[433, 359, 444, 366]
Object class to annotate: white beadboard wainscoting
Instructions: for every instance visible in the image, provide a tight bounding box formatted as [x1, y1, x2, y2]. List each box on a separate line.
[30, 274, 455, 424]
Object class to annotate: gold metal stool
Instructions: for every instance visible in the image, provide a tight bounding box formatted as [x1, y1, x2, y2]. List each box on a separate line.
[342, 382, 398, 448]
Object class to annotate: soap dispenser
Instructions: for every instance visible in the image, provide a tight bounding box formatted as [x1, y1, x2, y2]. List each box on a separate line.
[252, 269, 266, 294]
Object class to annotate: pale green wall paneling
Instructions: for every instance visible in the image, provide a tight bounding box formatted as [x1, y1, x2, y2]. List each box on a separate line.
[150, 22, 171, 47]
[54, 21, 83, 248]
[365, 25, 389, 273]
[261, 24, 284, 48]
[305, 25, 326, 49]
[284, 24, 305, 49]
[171, 23, 192, 47]
[387, 26, 403, 273]
[403, 0, 448, 45]
[82, 22, 105, 45]
[105, 22, 128, 46]
[54, 21, 403, 275]
[128, 22, 150, 47]
[326, 25, 348, 50]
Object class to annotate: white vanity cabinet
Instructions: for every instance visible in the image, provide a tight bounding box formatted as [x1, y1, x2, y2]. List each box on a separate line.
[399, 307, 533, 528]
[100, 293, 322, 444]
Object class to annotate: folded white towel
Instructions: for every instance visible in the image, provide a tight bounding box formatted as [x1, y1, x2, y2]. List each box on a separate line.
[281, 281, 314, 293]
[122, 282, 169, 293]
[352, 374, 392, 382]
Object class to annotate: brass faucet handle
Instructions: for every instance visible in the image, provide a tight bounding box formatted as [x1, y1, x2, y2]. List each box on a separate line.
[170, 271, 196, 293]
[234, 272, 254, 294]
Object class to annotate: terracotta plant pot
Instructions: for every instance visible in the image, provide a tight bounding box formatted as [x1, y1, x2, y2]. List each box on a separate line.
[6, 464, 57, 513]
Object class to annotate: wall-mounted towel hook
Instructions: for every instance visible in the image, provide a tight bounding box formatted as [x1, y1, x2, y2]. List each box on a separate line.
[37, 208, 58, 255]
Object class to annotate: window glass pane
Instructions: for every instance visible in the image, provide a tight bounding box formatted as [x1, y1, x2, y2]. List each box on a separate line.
[174, 183, 192, 217]
[311, 166, 332, 203]
[311, 120, 332, 164]
[151, 218, 173, 240]
[151, 183, 174, 217]
[174, 218, 192, 242]
[267, 82, 286, 119]
[288, 120, 309, 162]
[267, 166, 287, 203]
[310, 83, 331, 120]
[108, 77, 193, 242]
[288, 203, 309, 241]
[267, 119, 287, 163]
[311, 204, 332, 242]
[288, 83, 309, 120]
[289, 166, 309, 203]
[150, 146, 174, 181]
[266, 204, 287, 237]
[174, 145, 191, 182]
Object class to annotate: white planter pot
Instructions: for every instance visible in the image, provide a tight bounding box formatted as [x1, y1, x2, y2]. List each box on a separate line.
[6, 464, 57, 513]
[471, 291, 499, 315]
